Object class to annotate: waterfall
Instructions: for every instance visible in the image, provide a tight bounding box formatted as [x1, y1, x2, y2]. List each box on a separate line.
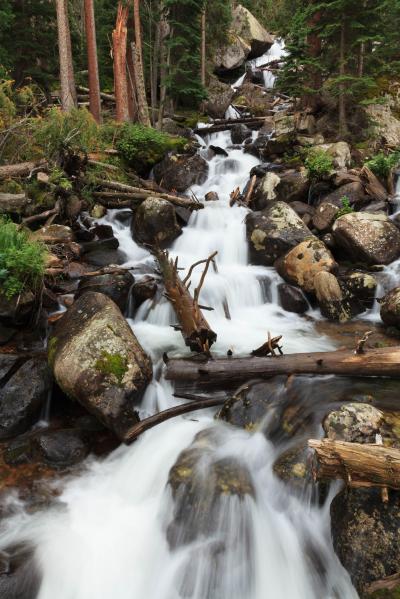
[0, 124, 358, 598]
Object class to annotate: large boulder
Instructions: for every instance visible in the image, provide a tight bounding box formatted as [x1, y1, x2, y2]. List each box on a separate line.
[275, 170, 310, 204]
[153, 153, 208, 192]
[380, 287, 400, 327]
[342, 271, 377, 311]
[49, 292, 152, 440]
[246, 201, 312, 266]
[278, 283, 309, 314]
[214, 36, 251, 71]
[232, 4, 274, 57]
[366, 104, 400, 149]
[316, 182, 367, 208]
[312, 202, 339, 232]
[314, 272, 354, 322]
[333, 212, 400, 265]
[0, 356, 51, 440]
[276, 238, 338, 293]
[202, 77, 235, 119]
[324, 403, 384, 443]
[131, 197, 182, 248]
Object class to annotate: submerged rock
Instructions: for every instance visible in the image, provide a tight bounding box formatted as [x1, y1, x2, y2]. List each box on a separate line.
[333, 213, 400, 265]
[246, 201, 312, 266]
[153, 153, 208, 192]
[131, 197, 182, 248]
[49, 292, 152, 440]
[278, 283, 309, 314]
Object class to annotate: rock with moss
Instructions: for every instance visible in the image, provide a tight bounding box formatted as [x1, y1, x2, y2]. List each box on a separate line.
[203, 76, 235, 119]
[153, 153, 208, 193]
[333, 212, 400, 265]
[49, 292, 152, 440]
[380, 288, 400, 328]
[131, 197, 182, 249]
[75, 271, 134, 313]
[342, 271, 377, 310]
[246, 201, 313, 266]
[324, 403, 384, 443]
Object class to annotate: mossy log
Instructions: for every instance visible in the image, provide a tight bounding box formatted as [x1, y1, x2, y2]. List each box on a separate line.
[157, 250, 217, 353]
[165, 346, 400, 385]
[309, 439, 400, 490]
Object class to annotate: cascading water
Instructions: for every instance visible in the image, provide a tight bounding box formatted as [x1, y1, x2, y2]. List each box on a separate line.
[0, 124, 359, 598]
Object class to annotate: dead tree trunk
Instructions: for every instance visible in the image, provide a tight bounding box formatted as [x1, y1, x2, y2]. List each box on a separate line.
[55, 0, 77, 112]
[309, 439, 400, 490]
[338, 19, 348, 138]
[157, 250, 217, 353]
[113, 2, 130, 123]
[84, 0, 102, 123]
[165, 346, 400, 385]
[133, 0, 151, 127]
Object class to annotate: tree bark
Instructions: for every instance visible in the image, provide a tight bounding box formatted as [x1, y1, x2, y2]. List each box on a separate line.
[133, 0, 151, 127]
[84, 0, 102, 123]
[127, 43, 139, 122]
[55, 0, 77, 112]
[165, 346, 400, 385]
[157, 250, 217, 353]
[338, 20, 348, 138]
[113, 3, 130, 123]
[0, 160, 47, 179]
[309, 439, 400, 490]
[200, 7, 206, 87]
[158, 19, 170, 129]
[151, 8, 163, 123]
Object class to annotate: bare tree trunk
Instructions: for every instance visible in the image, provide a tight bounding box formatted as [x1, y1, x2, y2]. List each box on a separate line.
[127, 43, 138, 122]
[338, 20, 348, 138]
[84, 0, 102, 123]
[200, 7, 206, 86]
[133, 0, 151, 127]
[151, 14, 162, 123]
[304, 4, 322, 110]
[112, 2, 130, 122]
[158, 20, 170, 129]
[56, 0, 77, 112]
[358, 41, 365, 78]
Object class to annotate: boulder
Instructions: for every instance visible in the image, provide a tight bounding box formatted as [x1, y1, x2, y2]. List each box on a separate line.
[131, 276, 158, 310]
[203, 77, 235, 119]
[276, 238, 337, 293]
[35, 429, 89, 468]
[274, 113, 296, 137]
[153, 153, 208, 192]
[366, 104, 400, 149]
[205, 191, 219, 202]
[30, 224, 75, 244]
[314, 271, 357, 322]
[380, 287, 400, 327]
[214, 35, 251, 71]
[246, 201, 312, 266]
[49, 292, 152, 440]
[312, 202, 339, 232]
[248, 133, 293, 160]
[251, 172, 281, 209]
[0, 291, 36, 327]
[237, 83, 273, 117]
[317, 182, 367, 208]
[314, 142, 351, 169]
[332, 212, 400, 265]
[275, 169, 310, 204]
[75, 272, 134, 313]
[278, 283, 309, 314]
[231, 4, 274, 57]
[0, 357, 51, 440]
[131, 197, 182, 248]
[323, 403, 383, 443]
[342, 271, 377, 310]
[231, 123, 252, 145]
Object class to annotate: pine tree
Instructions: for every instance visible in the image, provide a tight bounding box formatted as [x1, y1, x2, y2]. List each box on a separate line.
[84, 0, 102, 123]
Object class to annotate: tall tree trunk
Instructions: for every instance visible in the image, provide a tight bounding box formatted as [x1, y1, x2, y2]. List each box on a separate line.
[158, 19, 170, 129]
[338, 20, 348, 138]
[358, 41, 365, 77]
[55, 0, 77, 112]
[200, 7, 206, 86]
[304, 3, 321, 110]
[112, 2, 130, 123]
[133, 0, 151, 127]
[127, 43, 138, 122]
[84, 0, 102, 123]
[151, 11, 163, 123]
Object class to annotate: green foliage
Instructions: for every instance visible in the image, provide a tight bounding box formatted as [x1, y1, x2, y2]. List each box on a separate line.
[95, 351, 128, 385]
[116, 124, 186, 173]
[336, 196, 354, 218]
[0, 80, 16, 128]
[0, 218, 46, 299]
[304, 149, 334, 180]
[366, 151, 400, 179]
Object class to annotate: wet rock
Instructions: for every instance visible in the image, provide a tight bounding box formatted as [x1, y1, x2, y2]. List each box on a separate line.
[380, 287, 400, 327]
[250, 162, 284, 178]
[359, 199, 388, 214]
[205, 191, 219, 202]
[131, 276, 158, 310]
[317, 181, 367, 208]
[153, 153, 208, 192]
[251, 172, 281, 209]
[208, 145, 229, 158]
[75, 271, 134, 313]
[323, 403, 383, 443]
[80, 236, 119, 254]
[0, 292, 36, 328]
[278, 283, 309, 314]
[0, 358, 51, 440]
[84, 248, 126, 268]
[273, 445, 310, 488]
[49, 292, 152, 440]
[131, 197, 182, 248]
[342, 271, 377, 310]
[276, 238, 337, 293]
[333, 212, 400, 265]
[35, 429, 89, 468]
[231, 124, 251, 145]
[314, 272, 356, 322]
[322, 232, 336, 251]
[0, 562, 40, 599]
[331, 487, 400, 596]
[0, 354, 19, 381]
[248, 133, 293, 160]
[246, 201, 312, 266]
[312, 202, 339, 232]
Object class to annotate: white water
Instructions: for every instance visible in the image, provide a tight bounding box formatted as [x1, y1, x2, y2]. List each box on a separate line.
[232, 39, 287, 91]
[0, 124, 358, 598]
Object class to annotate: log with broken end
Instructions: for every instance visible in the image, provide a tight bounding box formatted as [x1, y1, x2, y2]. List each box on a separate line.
[308, 439, 400, 490]
[0, 159, 48, 180]
[157, 249, 217, 353]
[165, 346, 400, 385]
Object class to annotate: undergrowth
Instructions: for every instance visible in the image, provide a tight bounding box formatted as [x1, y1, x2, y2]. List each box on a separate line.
[336, 196, 354, 218]
[365, 151, 400, 179]
[304, 148, 334, 180]
[0, 218, 46, 299]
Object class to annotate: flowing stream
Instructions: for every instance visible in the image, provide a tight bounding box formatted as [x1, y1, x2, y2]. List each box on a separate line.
[0, 50, 361, 599]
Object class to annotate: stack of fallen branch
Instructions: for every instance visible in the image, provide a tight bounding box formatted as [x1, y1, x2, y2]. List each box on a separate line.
[156, 249, 217, 353]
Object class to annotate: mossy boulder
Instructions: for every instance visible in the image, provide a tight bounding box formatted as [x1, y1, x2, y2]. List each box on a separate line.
[131, 197, 182, 248]
[48, 292, 152, 440]
[380, 288, 400, 328]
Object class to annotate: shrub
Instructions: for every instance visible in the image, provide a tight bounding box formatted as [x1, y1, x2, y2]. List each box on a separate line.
[365, 151, 400, 179]
[304, 149, 334, 180]
[116, 123, 186, 174]
[336, 196, 354, 219]
[0, 218, 46, 299]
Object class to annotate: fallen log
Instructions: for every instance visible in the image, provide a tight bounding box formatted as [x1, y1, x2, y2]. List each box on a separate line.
[93, 179, 203, 211]
[0, 193, 30, 213]
[76, 85, 116, 103]
[157, 250, 217, 353]
[164, 346, 400, 385]
[123, 397, 225, 444]
[366, 573, 400, 595]
[309, 439, 400, 490]
[0, 160, 47, 180]
[193, 118, 268, 136]
[23, 207, 59, 224]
